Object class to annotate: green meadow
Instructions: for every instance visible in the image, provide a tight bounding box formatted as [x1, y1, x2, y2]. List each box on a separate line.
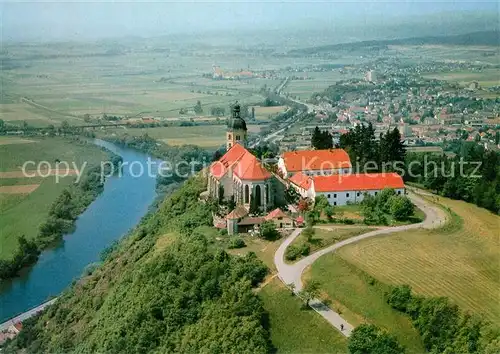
[0, 137, 108, 259]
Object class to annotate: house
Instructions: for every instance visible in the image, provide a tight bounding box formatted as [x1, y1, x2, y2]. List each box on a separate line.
[226, 207, 294, 235]
[0, 322, 23, 345]
[289, 172, 405, 206]
[277, 149, 352, 177]
[264, 208, 294, 228]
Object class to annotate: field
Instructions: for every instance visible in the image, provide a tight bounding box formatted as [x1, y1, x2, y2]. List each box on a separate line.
[288, 226, 372, 260]
[251, 105, 288, 120]
[284, 71, 361, 100]
[310, 195, 500, 330]
[259, 278, 347, 353]
[0, 44, 293, 128]
[97, 125, 227, 149]
[227, 233, 287, 271]
[307, 256, 425, 352]
[422, 68, 500, 88]
[391, 45, 500, 65]
[0, 137, 108, 259]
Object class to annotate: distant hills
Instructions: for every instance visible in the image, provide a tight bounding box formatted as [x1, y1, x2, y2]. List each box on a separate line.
[289, 31, 500, 55]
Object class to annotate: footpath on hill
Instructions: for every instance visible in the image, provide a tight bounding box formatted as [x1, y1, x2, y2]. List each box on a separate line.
[274, 190, 448, 337]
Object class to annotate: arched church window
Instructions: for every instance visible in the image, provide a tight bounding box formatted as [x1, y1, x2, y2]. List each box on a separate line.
[244, 185, 249, 203]
[255, 185, 262, 206]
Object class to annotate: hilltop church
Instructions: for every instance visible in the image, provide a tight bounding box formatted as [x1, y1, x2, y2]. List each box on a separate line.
[207, 104, 277, 211]
[206, 104, 405, 212]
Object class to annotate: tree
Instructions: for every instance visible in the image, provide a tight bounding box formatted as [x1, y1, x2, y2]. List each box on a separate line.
[302, 226, 315, 243]
[495, 131, 500, 145]
[388, 196, 414, 221]
[260, 221, 279, 241]
[61, 120, 70, 133]
[284, 186, 300, 205]
[380, 128, 405, 170]
[314, 195, 330, 211]
[297, 198, 310, 212]
[210, 106, 225, 117]
[311, 126, 333, 149]
[348, 324, 405, 354]
[414, 297, 459, 353]
[194, 100, 203, 114]
[212, 149, 223, 162]
[386, 285, 413, 312]
[378, 188, 396, 212]
[300, 280, 320, 306]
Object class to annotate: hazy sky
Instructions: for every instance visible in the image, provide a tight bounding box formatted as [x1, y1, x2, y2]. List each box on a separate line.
[1, 0, 498, 41]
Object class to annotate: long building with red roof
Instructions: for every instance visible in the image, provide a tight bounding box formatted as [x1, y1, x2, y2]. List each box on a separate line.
[278, 149, 352, 177]
[289, 172, 405, 206]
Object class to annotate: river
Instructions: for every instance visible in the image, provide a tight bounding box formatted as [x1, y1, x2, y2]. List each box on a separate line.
[0, 139, 160, 322]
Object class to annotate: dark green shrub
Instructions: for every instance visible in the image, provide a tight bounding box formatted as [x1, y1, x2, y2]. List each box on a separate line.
[227, 237, 246, 249]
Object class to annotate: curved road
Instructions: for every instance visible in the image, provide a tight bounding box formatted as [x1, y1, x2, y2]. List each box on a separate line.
[274, 191, 447, 336]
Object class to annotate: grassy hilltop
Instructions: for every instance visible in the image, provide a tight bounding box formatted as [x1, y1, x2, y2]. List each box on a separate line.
[307, 194, 500, 352]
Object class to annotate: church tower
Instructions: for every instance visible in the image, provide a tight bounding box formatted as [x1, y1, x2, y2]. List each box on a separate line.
[227, 103, 247, 150]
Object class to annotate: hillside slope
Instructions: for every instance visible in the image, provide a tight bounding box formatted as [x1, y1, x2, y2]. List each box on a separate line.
[290, 30, 500, 55]
[4, 176, 272, 353]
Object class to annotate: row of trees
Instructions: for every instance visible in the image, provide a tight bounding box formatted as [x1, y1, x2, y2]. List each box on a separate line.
[339, 123, 406, 172]
[405, 142, 500, 214]
[386, 285, 500, 353]
[5, 176, 273, 353]
[311, 126, 334, 149]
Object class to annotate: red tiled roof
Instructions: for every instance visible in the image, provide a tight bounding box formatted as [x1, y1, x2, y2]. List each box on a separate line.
[295, 215, 304, 224]
[210, 143, 271, 181]
[215, 221, 226, 229]
[233, 152, 272, 181]
[226, 206, 249, 220]
[210, 143, 247, 179]
[313, 173, 404, 192]
[281, 149, 351, 172]
[289, 171, 312, 190]
[265, 208, 288, 220]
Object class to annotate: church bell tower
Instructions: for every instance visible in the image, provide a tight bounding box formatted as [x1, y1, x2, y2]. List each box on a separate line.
[227, 103, 247, 150]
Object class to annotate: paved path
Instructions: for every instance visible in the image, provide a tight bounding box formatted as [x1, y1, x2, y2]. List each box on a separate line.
[274, 191, 447, 337]
[0, 298, 58, 331]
